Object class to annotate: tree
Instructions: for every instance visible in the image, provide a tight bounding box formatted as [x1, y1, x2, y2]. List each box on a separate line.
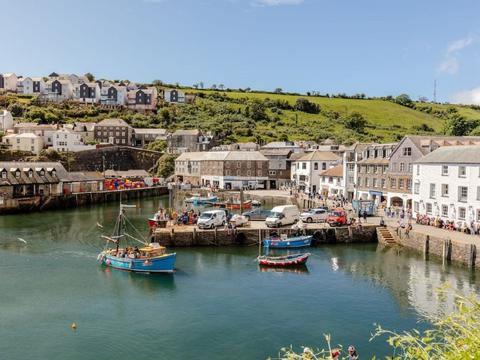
[199, 81, 204, 89]
[445, 115, 479, 136]
[418, 96, 429, 103]
[294, 98, 320, 114]
[8, 103, 24, 117]
[279, 133, 289, 141]
[274, 88, 283, 94]
[145, 139, 167, 152]
[249, 101, 267, 121]
[395, 93, 413, 107]
[218, 84, 225, 90]
[152, 79, 163, 86]
[211, 84, 217, 90]
[152, 154, 177, 178]
[344, 112, 367, 133]
[84, 73, 95, 82]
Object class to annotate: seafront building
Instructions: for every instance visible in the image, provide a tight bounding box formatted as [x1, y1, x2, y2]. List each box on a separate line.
[174, 151, 269, 189]
[385, 136, 480, 210]
[319, 165, 344, 197]
[291, 151, 341, 194]
[412, 146, 480, 225]
[2, 133, 44, 154]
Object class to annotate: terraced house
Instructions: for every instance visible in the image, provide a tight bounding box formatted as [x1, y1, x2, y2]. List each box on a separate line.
[127, 88, 158, 111]
[356, 143, 397, 205]
[386, 136, 480, 209]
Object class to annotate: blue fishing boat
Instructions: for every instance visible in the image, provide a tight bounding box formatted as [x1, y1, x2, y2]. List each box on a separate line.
[263, 235, 313, 249]
[97, 204, 176, 273]
[185, 194, 218, 205]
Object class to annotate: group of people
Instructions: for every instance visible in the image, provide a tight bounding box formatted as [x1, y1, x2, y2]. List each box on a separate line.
[116, 246, 140, 259]
[415, 214, 480, 235]
[153, 207, 200, 226]
[329, 345, 358, 359]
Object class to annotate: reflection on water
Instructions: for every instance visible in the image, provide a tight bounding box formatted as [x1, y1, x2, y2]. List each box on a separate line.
[0, 197, 479, 360]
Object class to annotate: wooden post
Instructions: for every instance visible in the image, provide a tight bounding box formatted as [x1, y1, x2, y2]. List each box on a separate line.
[214, 227, 218, 244]
[469, 244, 476, 269]
[423, 235, 430, 260]
[258, 229, 262, 256]
[170, 228, 175, 246]
[240, 188, 244, 214]
[193, 227, 197, 245]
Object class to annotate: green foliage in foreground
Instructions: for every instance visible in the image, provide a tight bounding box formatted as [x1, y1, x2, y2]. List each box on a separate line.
[270, 292, 480, 360]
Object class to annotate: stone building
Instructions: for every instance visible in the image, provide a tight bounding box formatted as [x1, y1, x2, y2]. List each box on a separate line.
[356, 143, 397, 205]
[342, 143, 371, 201]
[319, 165, 344, 197]
[94, 118, 134, 146]
[260, 148, 294, 189]
[167, 129, 215, 153]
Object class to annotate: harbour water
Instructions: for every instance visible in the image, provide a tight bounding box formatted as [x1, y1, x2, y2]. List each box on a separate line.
[0, 197, 478, 359]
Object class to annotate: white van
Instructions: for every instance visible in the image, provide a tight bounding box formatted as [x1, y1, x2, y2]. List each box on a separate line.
[197, 210, 227, 229]
[265, 205, 300, 228]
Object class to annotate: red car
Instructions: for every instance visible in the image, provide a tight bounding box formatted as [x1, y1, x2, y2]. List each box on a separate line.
[327, 208, 348, 227]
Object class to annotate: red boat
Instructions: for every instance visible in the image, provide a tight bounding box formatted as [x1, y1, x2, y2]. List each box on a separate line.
[257, 253, 310, 267]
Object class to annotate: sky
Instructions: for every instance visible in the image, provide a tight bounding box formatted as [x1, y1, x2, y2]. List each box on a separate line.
[1, 0, 479, 104]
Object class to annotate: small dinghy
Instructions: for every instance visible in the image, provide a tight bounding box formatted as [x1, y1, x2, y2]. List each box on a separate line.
[258, 253, 310, 267]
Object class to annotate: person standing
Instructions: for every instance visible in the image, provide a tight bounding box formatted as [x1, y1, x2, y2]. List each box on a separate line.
[362, 209, 367, 223]
[347, 345, 358, 360]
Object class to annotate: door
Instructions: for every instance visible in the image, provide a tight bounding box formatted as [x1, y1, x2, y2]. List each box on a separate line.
[269, 180, 277, 189]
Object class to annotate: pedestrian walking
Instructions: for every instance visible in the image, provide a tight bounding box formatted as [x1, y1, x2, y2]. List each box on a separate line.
[362, 209, 367, 223]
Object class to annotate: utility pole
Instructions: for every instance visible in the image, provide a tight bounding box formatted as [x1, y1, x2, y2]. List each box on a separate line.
[433, 79, 437, 103]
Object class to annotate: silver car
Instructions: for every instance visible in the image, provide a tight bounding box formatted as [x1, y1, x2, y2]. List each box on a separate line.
[300, 208, 328, 223]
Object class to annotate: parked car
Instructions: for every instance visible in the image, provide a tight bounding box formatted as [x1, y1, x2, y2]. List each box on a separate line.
[197, 210, 227, 229]
[300, 208, 328, 223]
[230, 214, 249, 227]
[265, 205, 300, 228]
[327, 208, 348, 227]
[242, 208, 272, 221]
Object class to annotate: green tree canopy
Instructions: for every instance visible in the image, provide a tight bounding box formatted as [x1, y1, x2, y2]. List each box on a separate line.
[343, 112, 367, 133]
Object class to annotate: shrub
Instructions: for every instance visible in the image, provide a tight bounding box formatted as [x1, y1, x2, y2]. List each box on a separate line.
[294, 98, 320, 114]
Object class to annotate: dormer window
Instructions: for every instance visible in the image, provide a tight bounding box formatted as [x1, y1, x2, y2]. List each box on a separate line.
[1, 170, 6, 179]
[28, 170, 33, 178]
[15, 171, 21, 178]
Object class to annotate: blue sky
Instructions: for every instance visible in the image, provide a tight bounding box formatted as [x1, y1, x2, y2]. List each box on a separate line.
[1, 0, 479, 103]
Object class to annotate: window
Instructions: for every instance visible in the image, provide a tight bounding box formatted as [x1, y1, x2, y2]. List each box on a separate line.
[365, 178, 369, 187]
[381, 179, 386, 188]
[399, 179, 404, 189]
[441, 184, 449, 197]
[414, 201, 419, 212]
[426, 203, 432, 214]
[458, 166, 466, 177]
[322, 163, 326, 170]
[408, 163, 412, 173]
[391, 163, 397, 172]
[406, 179, 412, 190]
[442, 165, 448, 176]
[429, 183, 436, 198]
[478, 186, 480, 201]
[416, 165, 420, 175]
[403, 147, 412, 156]
[459, 207, 466, 220]
[314, 162, 318, 170]
[1, 171, 6, 179]
[441, 205, 448, 217]
[302, 163, 306, 170]
[372, 178, 377, 188]
[390, 178, 396, 189]
[400, 163, 405, 172]
[268, 170, 276, 176]
[458, 186, 468, 202]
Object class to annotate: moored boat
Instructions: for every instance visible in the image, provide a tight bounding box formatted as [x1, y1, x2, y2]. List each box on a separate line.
[98, 204, 176, 273]
[185, 195, 218, 205]
[263, 235, 312, 249]
[257, 253, 310, 267]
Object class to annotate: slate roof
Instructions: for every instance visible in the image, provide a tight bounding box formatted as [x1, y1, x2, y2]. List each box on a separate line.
[415, 145, 480, 164]
[297, 151, 341, 162]
[319, 165, 343, 177]
[0, 162, 68, 186]
[96, 118, 131, 127]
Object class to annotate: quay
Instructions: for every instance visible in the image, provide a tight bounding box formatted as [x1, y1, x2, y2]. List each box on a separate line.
[153, 222, 379, 247]
[0, 186, 168, 215]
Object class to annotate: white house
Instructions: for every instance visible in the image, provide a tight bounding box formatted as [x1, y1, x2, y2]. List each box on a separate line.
[319, 165, 344, 197]
[52, 129, 96, 152]
[17, 77, 46, 95]
[412, 146, 480, 227]
[0, 110, 14, 131]
[73, 82, 101, 104]
[43, 79, 74, 102]
[164, 89, 186, 103]
[0, 73, 18, 92]
[100, 84, 127, 106]
[292, 151, 341, 194]
[14, 123, 58, 146]
[2, 133, 44, 154]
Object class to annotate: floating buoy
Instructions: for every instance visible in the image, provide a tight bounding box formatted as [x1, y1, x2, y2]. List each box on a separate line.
[71, 322, 77, 331]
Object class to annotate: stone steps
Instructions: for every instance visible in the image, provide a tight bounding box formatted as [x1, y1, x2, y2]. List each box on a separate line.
[377, 227, 398, 245]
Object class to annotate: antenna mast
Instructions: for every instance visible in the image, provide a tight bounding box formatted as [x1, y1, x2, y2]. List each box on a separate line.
[433, 79, 437, 103]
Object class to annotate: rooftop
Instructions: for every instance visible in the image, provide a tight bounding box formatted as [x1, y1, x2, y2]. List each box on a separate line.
[319, 165, 343, 177]
[415, 145, 480, 164]
[297, 151, 341, 162]
[96, 118, 131, 127]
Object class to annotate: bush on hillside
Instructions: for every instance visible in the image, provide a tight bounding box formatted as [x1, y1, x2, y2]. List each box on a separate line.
[343, 112, 367, 133]
[294, 98, 320, 114]
[444, 115, 480, 136]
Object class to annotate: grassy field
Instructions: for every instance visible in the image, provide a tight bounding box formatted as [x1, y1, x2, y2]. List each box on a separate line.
[3, 89, 480, 145]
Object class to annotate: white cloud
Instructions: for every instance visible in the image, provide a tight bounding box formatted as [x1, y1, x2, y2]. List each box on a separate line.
[438, 36, 475, 75]
[452, 87, 480, 105]
[254, 0, 304, 6]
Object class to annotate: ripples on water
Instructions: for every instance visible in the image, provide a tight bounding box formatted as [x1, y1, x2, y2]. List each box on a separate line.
[0, 197, 478, 360]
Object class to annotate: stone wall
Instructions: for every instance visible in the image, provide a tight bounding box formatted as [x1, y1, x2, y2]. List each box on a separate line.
[153, 224, 378, 247]
[0, 186, 168, 215]
[72, 146, 162, 172]
[389, 226, 479, 269]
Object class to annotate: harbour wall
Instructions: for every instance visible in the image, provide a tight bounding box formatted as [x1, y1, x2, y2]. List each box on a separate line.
[153, 224, 378, 247]
[0, 186, 168, 215]
[389, 226, 479, 269]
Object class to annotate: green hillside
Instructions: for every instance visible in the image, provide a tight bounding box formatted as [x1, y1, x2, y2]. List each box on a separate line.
[2, 89, 480, 145]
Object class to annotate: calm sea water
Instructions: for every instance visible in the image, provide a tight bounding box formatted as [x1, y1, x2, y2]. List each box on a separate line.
[0, 197, 478, 360]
